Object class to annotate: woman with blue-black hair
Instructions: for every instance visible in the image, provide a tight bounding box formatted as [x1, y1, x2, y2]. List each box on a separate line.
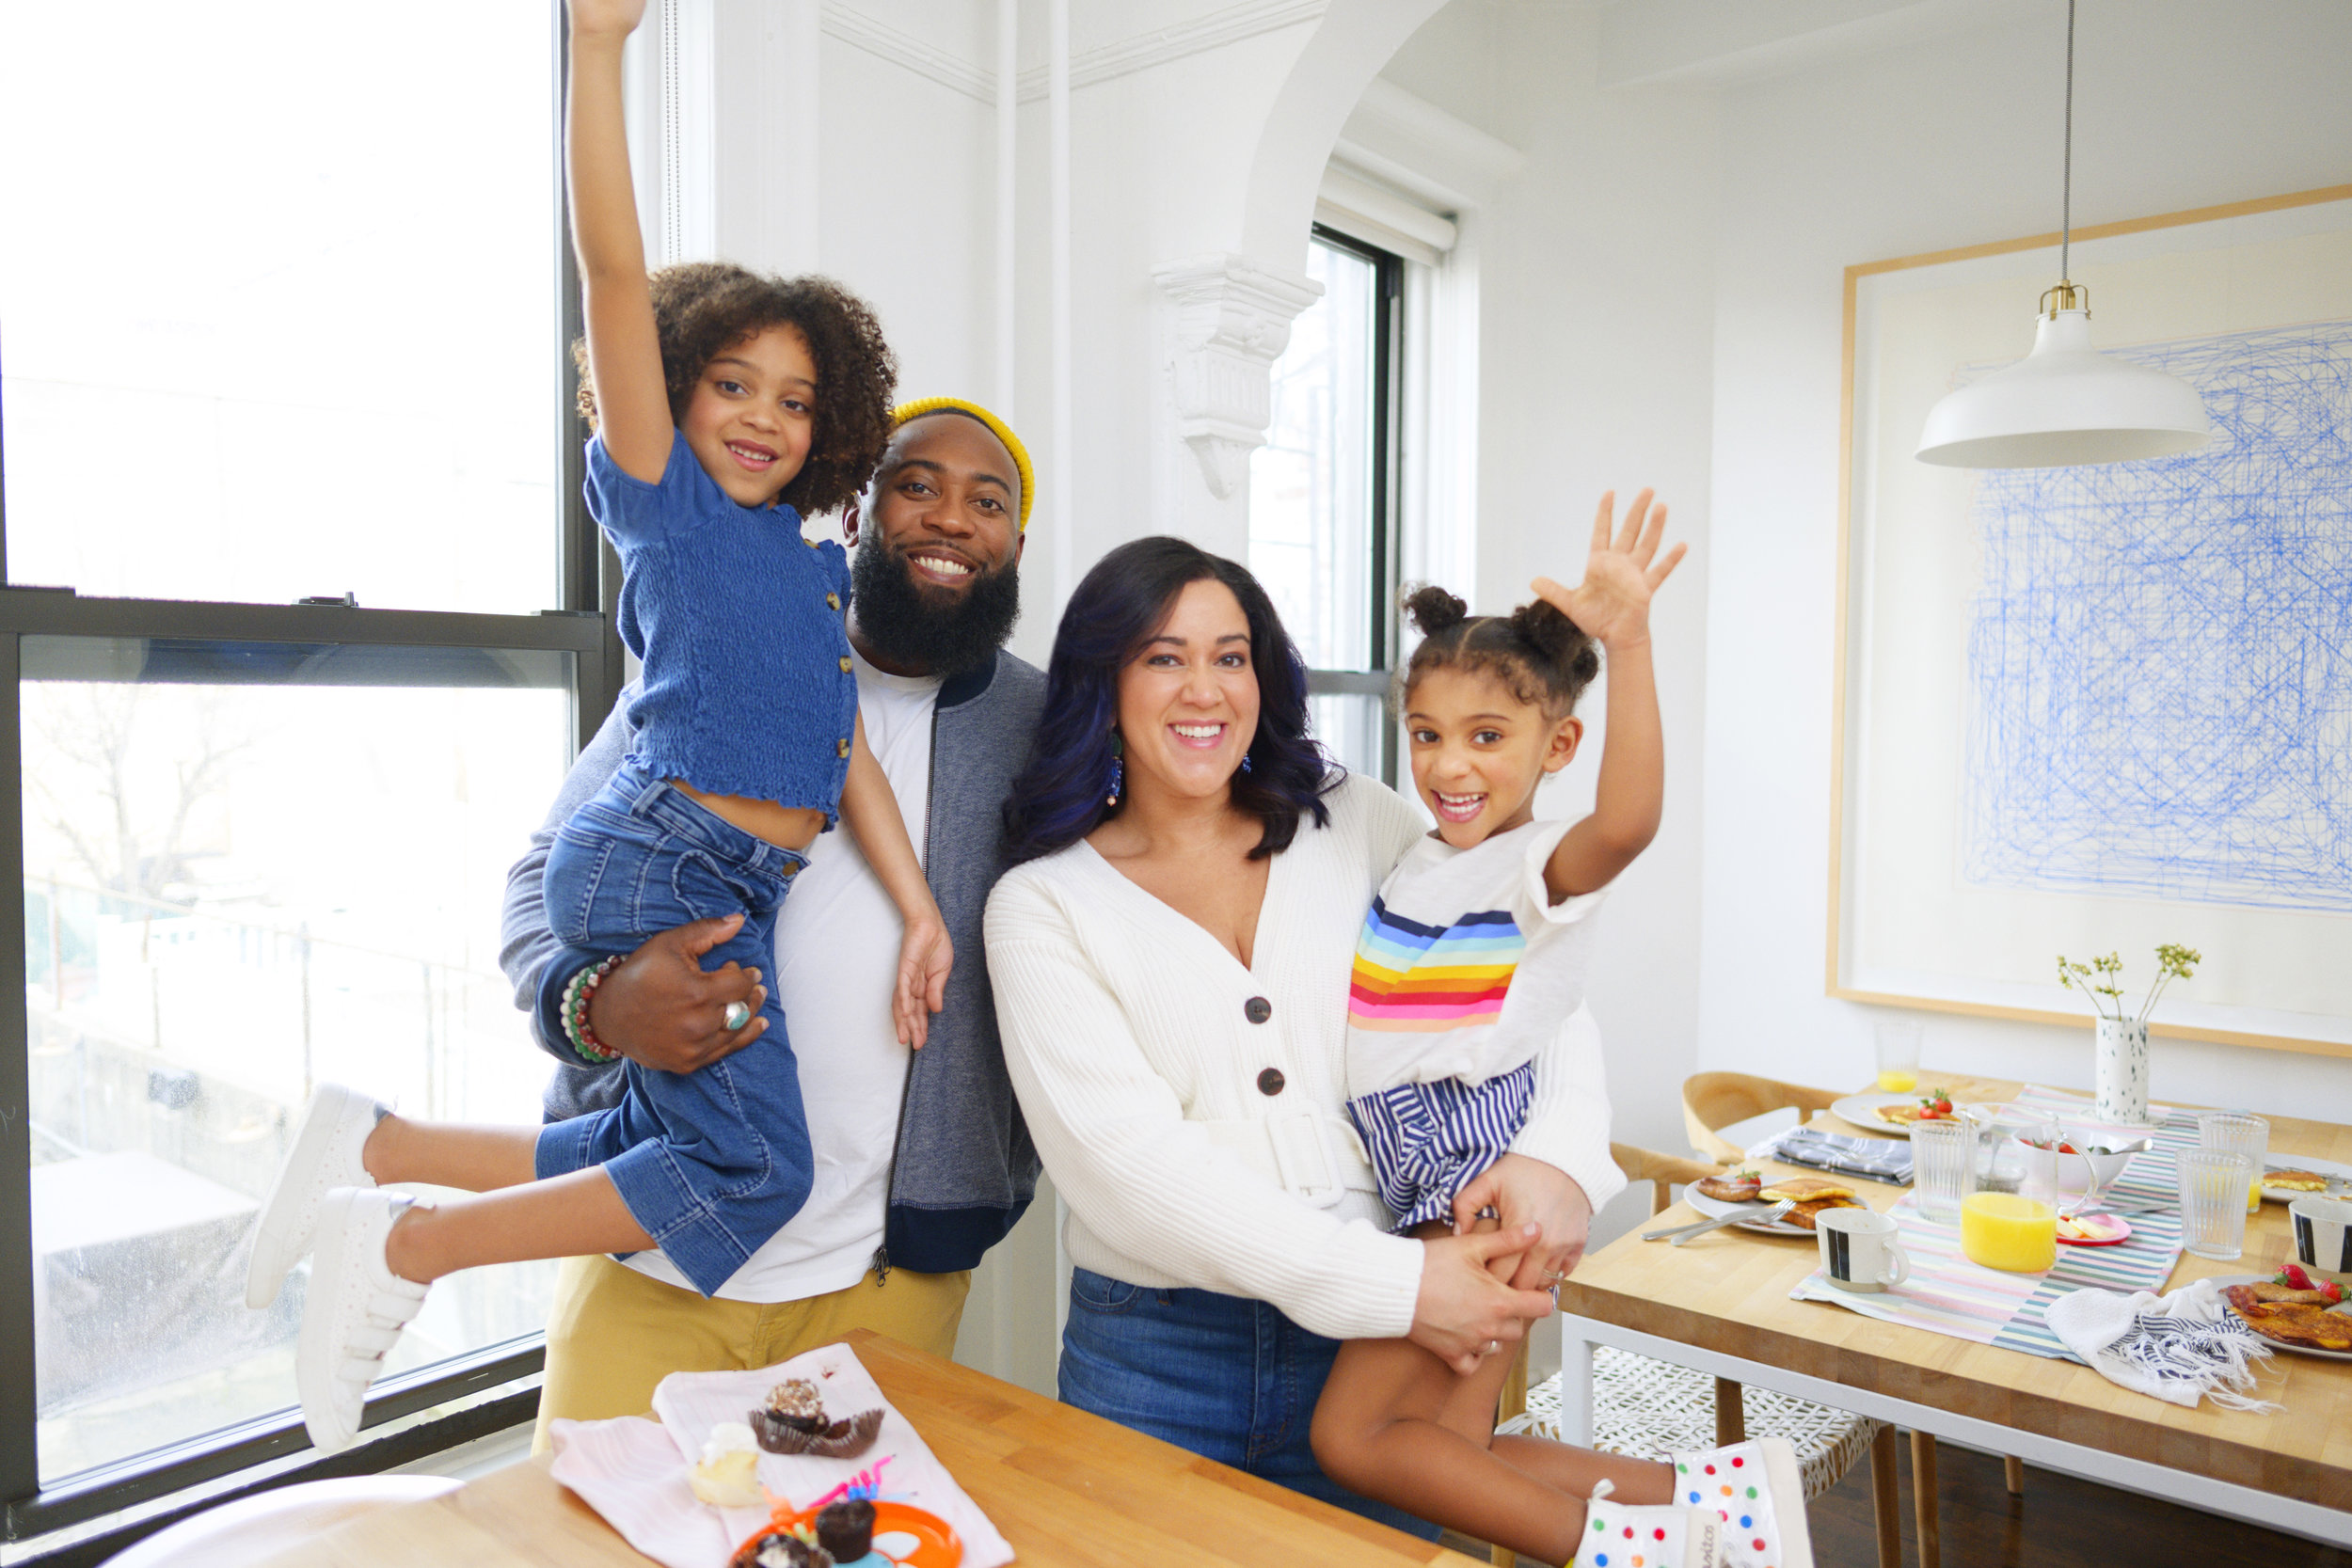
[984, 537, 1618, 1536]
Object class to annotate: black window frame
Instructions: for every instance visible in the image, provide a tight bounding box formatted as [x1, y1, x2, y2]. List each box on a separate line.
[0, 6, 621, 1550]
[1295, 223, 1406, 788]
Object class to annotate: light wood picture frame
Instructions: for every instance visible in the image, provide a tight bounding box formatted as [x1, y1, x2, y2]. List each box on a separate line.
[1829, 184, 2352, 1057]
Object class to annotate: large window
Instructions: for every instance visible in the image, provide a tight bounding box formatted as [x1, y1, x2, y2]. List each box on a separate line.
[1248, 230, 1403, 783]
[2, 3, 613, 1545]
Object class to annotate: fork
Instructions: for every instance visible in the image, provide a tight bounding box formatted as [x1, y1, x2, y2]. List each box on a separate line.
[1642, 1201, 1796, 1245]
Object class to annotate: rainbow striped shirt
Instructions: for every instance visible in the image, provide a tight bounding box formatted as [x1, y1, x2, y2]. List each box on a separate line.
[1343, 816, 1606, 1099]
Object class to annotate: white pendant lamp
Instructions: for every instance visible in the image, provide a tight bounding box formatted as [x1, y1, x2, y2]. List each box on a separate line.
[1915, 0, 2212, 469]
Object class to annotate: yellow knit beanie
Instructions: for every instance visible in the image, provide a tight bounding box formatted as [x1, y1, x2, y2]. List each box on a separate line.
[890, 398, 1036, 531]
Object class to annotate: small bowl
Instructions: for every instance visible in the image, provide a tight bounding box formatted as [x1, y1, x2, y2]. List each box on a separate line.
[2005, 1129, 2137, 1196]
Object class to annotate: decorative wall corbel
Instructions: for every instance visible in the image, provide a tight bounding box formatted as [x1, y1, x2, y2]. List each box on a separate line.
[1150, 253, 1324, 499]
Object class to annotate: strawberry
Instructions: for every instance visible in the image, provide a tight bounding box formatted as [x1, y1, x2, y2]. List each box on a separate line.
[2327, 1281, 2344, 1306]
[2280, 1262, 2315, 1291]
[2058, 1142, 2078, 1155]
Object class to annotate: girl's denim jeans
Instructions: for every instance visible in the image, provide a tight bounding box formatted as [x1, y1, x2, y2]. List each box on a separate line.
[534, 763, 811, 1296]
[1058, 1267, 1440, 1540]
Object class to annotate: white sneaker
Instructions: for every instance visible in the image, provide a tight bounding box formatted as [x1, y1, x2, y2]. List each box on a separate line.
[295, 1186, 429, 1453]
[245, 1084, 384, 1308]
[1667, 1438, 1814, 1568]
[1577, 1480, 1728, 1568]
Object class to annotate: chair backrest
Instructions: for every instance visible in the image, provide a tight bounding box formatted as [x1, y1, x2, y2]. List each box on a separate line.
[1682, 1071, 1839, 1164]
[102, 1476, 462, 1568]
[1611, 1142, 1724, 1216]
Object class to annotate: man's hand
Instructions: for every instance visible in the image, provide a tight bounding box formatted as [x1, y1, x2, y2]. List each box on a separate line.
[584, 914, 766, 1073]
[1452, 1153, 1596, 1291]
[1531, 488, 1686, 653]
[893, 912, 953, 1049]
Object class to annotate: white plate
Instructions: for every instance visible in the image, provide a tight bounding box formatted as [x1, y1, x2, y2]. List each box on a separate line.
[2207, 1274, 2352, 1360]
[2261, 1155, 2352, 1203]
[1827, 1091, 1963, 1139]
[1685, 1190, 1817, 1238]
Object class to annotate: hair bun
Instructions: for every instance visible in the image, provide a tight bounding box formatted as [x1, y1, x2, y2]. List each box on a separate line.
[1403, 583, 1470, 637]
[1509, 599, 1600, 686]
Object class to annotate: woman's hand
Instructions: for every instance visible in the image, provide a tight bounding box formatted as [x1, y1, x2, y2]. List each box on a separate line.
[1453, 1153, 1596, 1292]
[1409, 1224, 1556, 1375]
[568, 0, 647, 40]
[1531, 488, 1686, 653]
[584, 914, 767, 1072]
[894, 911, 953, 1048]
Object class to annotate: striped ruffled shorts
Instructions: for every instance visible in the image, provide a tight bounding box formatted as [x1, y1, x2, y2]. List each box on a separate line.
[1344, 1059, 1537, 1233]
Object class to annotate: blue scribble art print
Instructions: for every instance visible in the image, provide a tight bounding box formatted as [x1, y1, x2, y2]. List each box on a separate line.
[1962, 320, 2352, 912]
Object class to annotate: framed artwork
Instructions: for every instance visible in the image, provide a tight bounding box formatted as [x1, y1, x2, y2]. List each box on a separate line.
[1830, 184, 2352, 1056]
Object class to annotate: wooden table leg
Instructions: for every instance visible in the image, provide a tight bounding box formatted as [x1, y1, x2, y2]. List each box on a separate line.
[1870, 1425, 1901, 1568]
[1910, 1429, 1940, 1568]
[1713, 1377, 1747, 1447]
[2004, 1453, 2026, 1496]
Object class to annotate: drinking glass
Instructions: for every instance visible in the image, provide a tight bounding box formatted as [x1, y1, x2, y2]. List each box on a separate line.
[1874, 1018, 1921, 1094]
[2198, 1112, 2269, 1215]
[2177, 1149, 2255, 1260]
[1910, 1118, 1975, 1225]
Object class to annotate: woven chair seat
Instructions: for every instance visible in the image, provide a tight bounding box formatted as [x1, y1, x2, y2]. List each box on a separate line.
[1500, 1348, 1883, 1501]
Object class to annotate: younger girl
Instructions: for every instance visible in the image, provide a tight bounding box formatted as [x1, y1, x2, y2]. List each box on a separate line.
[1309, 493, 1812, 1568]
[240, 0, 947, 1452]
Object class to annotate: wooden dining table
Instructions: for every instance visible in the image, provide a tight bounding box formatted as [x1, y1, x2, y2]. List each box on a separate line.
[251, 1329, 1479, 1568]
[1553, 1071, 2352, 1548]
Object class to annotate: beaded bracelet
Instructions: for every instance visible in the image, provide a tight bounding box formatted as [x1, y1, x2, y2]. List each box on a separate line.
[560, 955, 626, 1064]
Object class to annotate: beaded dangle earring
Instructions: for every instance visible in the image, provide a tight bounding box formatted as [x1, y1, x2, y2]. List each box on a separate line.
[1105, 731, 1124, 806]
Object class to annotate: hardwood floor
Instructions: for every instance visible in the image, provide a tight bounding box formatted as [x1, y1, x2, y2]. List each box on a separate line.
[1449, 1436, 2350, 1566]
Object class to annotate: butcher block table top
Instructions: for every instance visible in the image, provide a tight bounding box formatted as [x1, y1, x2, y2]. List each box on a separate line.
[254, 1329, 1475, 1567]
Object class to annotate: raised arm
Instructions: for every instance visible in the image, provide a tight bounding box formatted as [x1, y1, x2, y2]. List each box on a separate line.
[568, 0, 675, 483]
[837, 712, 951, 1047]
[1531, 488, 1686, 900]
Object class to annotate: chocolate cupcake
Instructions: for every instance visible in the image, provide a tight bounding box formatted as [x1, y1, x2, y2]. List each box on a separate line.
[749, 1405, 885, 1459]
[765, 1378, 826, 1433]
[815, 1498, 876, 1563]
[728, 1529, 833, 1568]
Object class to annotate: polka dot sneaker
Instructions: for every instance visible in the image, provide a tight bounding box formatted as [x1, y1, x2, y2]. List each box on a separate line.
[1575, 1479, 1728, 1568]
[1668, 1438, 1814, 1568]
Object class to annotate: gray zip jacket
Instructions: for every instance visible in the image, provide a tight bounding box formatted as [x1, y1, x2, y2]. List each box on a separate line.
[498, 649, 1044, 1275]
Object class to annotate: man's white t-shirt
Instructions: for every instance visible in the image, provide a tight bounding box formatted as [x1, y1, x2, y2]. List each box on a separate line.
[624, 648, 941, 1301]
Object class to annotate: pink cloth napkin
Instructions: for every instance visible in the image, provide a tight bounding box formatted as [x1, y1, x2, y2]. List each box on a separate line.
[549, 1341, 1014, 1568]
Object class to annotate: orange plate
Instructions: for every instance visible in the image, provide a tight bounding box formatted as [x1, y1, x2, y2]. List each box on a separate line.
[736, 1501, 962, 1568]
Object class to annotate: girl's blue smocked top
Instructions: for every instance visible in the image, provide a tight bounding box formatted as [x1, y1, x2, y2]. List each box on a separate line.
[585, 431, 857, 826]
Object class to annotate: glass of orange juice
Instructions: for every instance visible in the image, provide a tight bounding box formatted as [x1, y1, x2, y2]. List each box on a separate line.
[1874, 1018, 1921, 1094]
[1961, 1192, 2057, 1272]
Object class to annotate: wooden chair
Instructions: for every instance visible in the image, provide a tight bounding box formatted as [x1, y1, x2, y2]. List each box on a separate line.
[1490, 1143, 1893, 1568]
[1679, 1070, 2026, 1568]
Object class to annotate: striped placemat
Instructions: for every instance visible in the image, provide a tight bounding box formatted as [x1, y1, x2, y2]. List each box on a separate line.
[1788, 1087, 2195, 1361]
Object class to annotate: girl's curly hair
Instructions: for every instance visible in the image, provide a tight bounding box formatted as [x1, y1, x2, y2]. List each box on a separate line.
[573, 262, 898, 517]
[1397, 583, 1600, 720]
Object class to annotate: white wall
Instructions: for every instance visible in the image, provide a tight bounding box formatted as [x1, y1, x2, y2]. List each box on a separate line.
[1372, 5, 1723, 1256]
[1696, 0, 2352, 1119]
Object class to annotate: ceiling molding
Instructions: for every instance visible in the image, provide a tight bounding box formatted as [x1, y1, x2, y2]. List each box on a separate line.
[822, 3, 993, 103]
[1017, 0, 1327, 103]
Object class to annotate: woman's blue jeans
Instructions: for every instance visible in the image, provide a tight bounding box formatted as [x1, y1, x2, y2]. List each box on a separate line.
[1058, 1268, 1440, 1540]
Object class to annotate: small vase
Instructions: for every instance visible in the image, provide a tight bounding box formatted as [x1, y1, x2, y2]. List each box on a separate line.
[2093, 1018, 2150, 1126]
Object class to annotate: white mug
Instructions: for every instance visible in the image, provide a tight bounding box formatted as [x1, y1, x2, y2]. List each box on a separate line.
[2290, 1196, 2352, 1277]
[1818, 1208, 1910, 1292]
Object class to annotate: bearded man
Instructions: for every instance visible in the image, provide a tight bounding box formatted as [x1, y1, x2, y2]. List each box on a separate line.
[500, 401, 1042, 1443]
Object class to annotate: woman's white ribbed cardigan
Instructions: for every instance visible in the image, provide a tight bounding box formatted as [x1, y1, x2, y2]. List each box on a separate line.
[984, 774, 1627, 1343]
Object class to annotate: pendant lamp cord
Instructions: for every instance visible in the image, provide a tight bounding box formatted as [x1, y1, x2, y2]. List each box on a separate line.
[2060, 0, 2074, 282]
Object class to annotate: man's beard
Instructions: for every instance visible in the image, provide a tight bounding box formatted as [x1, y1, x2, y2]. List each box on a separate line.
[850, 537, 1022, 677]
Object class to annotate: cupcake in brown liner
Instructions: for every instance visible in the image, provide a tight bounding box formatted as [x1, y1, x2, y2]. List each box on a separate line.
[748, 1405, 885, 1459]
[763, 1378, 827, 1434]
[815, 1498, 876, 1562]
[728, 1528, 832, 1568]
